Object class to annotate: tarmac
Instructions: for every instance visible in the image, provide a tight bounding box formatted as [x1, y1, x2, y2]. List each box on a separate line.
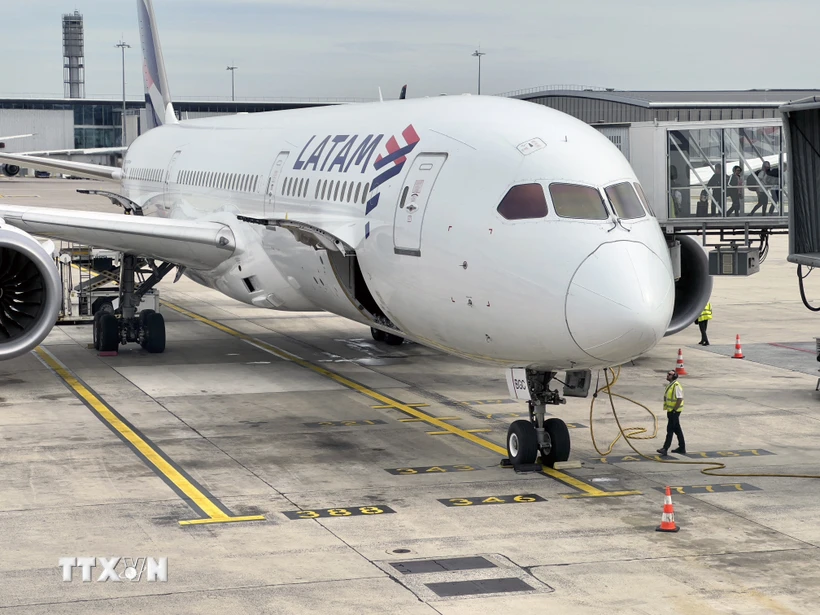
[1, 178, 819, 614]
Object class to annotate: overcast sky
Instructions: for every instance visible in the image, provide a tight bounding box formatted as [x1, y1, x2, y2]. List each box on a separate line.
[4, 0, 820, 101]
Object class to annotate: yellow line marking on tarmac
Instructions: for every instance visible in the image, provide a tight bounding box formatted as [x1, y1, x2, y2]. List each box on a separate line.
[34, 346, 266, 526]
[162, 301, 639, 498]
[427, 429, 492, 436]
[374, 403, 429, 409]
[399, 416, 460, 423]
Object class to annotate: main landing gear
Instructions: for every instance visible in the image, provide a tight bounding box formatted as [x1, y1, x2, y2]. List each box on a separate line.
[92, 254, 176, 354]
[370, 326, 405, 346]
[506, 370, 571, 468]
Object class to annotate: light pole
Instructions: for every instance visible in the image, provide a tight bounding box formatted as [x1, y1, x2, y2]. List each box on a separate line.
[471, 48, 486, 95]
[115, 40, 130, 146]
[226, 65, 239, 101]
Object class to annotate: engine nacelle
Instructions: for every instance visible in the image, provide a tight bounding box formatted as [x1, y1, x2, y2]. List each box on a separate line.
[2, 164, 21, 177]
[665, 234, 713, 336]
[0, 225, 62, 360]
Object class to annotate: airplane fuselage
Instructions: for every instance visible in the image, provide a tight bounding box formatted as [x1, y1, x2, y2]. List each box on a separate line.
[121, 95, 675, 370]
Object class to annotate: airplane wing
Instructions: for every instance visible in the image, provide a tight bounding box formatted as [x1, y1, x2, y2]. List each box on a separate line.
[18, 146, 127, 157]
[0, 151, 122, 181]
[0, 204, 237, 270]
[0, 134, 34, 144]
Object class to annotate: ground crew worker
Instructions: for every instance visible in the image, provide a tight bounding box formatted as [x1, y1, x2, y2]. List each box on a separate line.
[697, 302, 712, 346]
[657, 370, 685, 456]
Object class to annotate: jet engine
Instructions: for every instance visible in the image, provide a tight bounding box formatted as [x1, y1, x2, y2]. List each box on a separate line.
[0, 224, 62, 360]
[2, 164, 21, 177]
[665, 234, 713, 336]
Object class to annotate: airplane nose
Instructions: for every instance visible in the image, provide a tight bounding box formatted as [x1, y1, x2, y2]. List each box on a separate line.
[566, 241, 674, 364]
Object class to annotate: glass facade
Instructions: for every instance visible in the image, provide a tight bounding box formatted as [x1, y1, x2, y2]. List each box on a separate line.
[73, 104, 122, 148]
[667, 126, 787, 219]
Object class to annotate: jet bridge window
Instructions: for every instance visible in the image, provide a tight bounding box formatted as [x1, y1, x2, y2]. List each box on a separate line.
[497, 183, 548, 220]
[549, 183, 608, 220]
[605, 182, 646, 219]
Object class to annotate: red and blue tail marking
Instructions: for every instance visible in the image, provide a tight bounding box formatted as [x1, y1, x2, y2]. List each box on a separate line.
[365, 124, 420, 218]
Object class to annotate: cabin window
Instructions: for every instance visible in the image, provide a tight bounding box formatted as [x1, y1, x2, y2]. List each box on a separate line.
[605, 182, 646, 219]
[297, 178, 304, 197]
[341, 181, 348, 202]
[549, 183, 608, 220]
[362, 183, 369, 204]
[497, 184, 549, 220]
[334, 181, 340, 201]
[253, 176, 258, 192]
[281, 178, 287, 196]
[303, 178, 310, 198]
[354, 182, 361, 203]
[321, 180, 328, 200]
[315, 180, 321, 199]
[347, 181, 354, 202]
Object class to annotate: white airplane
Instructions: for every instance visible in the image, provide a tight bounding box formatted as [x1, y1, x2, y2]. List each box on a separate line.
[0, 0, 711, 466]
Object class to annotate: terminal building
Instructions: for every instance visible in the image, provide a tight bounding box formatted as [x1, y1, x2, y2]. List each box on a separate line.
[4, 86, 820, 238]
[505, 86, 820, 230]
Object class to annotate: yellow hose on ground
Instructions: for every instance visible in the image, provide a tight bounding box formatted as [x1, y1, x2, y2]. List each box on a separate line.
[590, 367, 820, 479]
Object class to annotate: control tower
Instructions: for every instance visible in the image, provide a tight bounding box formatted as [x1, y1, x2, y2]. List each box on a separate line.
[62, 11, 85, 99]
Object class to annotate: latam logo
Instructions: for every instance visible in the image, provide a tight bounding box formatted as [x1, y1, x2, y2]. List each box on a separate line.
[292, 133, 384, 175]
[365, 125, 420, 216]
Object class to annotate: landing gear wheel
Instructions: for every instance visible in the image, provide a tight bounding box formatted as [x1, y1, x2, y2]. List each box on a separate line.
[92, 312, 103, 350]
[142, 312, 166, 354]
[370, 327, 386, 342]
[540, 418, 570, 468]
[384, 333, 405, 346]
[97, 313, 120, 353]
[507, 419, 538, 465]
[91, 297, 115, 316]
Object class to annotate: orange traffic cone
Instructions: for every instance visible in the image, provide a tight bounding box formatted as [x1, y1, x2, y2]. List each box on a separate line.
[675, 348, 688, 376]
[656, 486, 680, 532]
[733, 334, 745, 359]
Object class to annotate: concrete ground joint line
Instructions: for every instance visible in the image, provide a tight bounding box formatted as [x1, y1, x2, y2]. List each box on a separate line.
[0, 575, 393, 610]
[152, 397, 300, 511]
[531, 545, 812, 569]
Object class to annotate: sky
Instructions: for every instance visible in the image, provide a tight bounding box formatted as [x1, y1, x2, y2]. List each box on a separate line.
[4, 0, 820, 101]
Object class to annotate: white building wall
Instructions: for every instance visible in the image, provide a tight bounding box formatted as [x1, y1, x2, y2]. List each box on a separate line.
[0, 109, 73, 152]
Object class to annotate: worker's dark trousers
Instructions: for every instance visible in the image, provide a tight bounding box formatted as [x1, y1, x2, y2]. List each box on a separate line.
[698, 320, 709, 344]
[662, 411, 685, 451]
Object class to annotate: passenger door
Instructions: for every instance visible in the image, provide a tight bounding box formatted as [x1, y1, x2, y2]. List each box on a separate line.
[393, 153, 447, 256]
[264, 151, 290, 216]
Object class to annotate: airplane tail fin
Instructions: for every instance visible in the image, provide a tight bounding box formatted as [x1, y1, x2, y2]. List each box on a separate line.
[137, 0, 178, 129]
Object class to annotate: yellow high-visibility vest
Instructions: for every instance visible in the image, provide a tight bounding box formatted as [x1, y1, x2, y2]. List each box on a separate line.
[664, 381, 684, 413]
[697, 303, 712, 322]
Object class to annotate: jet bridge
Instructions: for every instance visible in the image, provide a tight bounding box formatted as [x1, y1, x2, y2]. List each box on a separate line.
[779, 98, 820, 319]
[597, 118, 789, 275]
[781, 98, 820, 268]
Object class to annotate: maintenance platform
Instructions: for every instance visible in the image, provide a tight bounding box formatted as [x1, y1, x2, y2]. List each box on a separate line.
[0, 178, 818, 613]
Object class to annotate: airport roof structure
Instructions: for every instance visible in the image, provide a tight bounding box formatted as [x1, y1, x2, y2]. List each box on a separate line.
[500, 86, 820, 124]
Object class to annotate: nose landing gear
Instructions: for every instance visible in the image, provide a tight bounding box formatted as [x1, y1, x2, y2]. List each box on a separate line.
[505, 370, 571, 467]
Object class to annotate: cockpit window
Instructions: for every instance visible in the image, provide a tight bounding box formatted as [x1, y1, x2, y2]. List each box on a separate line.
[496, 184, 548, 220]
[549, 183, 608, 220]
[605, 182, 646, 219]
[633, 182, 656, 217]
